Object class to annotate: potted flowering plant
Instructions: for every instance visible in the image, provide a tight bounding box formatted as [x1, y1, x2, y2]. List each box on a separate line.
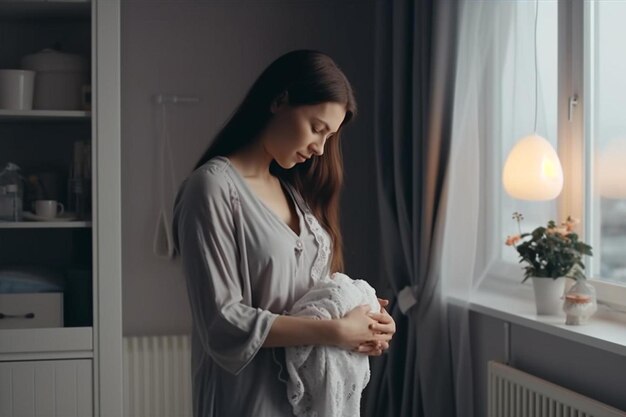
[505, 212, 593, 315]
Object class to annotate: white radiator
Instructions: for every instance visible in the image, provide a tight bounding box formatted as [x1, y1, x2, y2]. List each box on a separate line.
[488, 361, 626, 417]
[123, 334, 192, 417]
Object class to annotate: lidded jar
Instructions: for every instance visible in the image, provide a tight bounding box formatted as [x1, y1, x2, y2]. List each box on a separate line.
[563, 280, 597, 325]
[20, 48, 88, 110]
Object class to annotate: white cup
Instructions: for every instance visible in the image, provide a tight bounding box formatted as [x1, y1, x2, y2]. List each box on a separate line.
[35, 200, 64, 218]
[0, 69, 36, 110]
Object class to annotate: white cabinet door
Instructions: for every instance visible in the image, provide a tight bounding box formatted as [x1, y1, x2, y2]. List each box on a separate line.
[0, 359, 92, 417]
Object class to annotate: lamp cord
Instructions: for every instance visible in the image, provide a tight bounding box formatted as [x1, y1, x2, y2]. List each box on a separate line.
[533, 0, 539, 134]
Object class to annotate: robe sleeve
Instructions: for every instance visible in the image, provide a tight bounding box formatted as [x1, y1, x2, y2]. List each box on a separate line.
[173, 167, 279, 375]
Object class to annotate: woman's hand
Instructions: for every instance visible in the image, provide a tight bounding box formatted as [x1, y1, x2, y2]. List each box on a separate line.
[334, 304, 392, 355]
[356, 298, 396, 356]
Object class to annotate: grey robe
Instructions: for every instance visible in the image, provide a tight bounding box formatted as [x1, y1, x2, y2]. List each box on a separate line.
[173, 156, 332, 417]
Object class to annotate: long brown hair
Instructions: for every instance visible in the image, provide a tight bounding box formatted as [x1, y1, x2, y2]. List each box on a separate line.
[194, 50, 357, 272]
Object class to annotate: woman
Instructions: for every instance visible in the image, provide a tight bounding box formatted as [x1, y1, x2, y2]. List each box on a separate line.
[173, 50, 396, 417]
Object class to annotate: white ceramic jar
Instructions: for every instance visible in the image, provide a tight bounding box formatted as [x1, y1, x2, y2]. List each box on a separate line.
[20, 48, 88, 110]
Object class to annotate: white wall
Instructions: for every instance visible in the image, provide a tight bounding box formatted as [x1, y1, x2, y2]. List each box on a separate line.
[121, 0, 380, 335]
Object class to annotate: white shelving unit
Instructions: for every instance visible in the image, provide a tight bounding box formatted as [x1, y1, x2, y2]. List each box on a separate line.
[0, 1, 122, 415]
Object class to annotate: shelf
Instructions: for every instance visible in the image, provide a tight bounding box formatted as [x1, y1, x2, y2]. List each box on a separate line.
[0, 221, 91, 229]
[0, 0, 91, 19]
[0, 109, 91, 122]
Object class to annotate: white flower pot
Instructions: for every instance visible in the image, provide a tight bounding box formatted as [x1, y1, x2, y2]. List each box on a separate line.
[531, 277, 565, 315]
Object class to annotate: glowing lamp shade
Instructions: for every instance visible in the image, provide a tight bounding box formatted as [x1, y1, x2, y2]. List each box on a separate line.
[502, 134, 564, 200]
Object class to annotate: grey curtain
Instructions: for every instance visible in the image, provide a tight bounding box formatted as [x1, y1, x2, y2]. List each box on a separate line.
[364, 1, 459, 416]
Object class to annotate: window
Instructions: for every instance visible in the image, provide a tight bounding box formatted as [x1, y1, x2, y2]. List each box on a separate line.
[497, 0, 626, 302]
[585, 1, 626, 284]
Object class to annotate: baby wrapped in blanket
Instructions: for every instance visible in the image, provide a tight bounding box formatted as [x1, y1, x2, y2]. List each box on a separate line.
[284, 272, 380, 417]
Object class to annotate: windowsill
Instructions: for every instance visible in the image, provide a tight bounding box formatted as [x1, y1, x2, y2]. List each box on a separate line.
[452, 275, 626, 357]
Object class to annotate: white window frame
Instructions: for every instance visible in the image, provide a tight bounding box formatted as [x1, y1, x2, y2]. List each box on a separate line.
[559, 0, 626, 309]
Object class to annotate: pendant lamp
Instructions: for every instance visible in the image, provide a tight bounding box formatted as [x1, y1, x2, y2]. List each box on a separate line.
[502, 1, 564, 201]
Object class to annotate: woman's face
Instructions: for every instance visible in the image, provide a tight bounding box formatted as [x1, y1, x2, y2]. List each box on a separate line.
[262, 101, 347, 169]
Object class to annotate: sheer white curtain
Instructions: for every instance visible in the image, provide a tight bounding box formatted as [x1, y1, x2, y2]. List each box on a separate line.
[441, 1, 556, 416]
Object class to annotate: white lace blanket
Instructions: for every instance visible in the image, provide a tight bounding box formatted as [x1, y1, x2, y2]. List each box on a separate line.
[285, 272, 380, 417]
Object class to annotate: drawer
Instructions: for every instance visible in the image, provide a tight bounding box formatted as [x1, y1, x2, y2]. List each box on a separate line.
[0, 359, 92, 417]
[0, 293, 63, 329]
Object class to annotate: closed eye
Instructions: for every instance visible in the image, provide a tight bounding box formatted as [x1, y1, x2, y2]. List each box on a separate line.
[311, 123, 336, 140]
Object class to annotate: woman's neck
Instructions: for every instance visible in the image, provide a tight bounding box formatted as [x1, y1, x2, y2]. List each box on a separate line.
[228, 141, 275, 181]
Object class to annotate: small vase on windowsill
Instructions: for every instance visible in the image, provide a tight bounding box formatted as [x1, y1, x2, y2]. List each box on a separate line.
[531, 277, 566, 315]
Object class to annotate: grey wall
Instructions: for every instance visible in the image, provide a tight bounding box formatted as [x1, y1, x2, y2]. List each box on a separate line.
[471, 311, 626, 417]
[121, 0, 380, 335]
